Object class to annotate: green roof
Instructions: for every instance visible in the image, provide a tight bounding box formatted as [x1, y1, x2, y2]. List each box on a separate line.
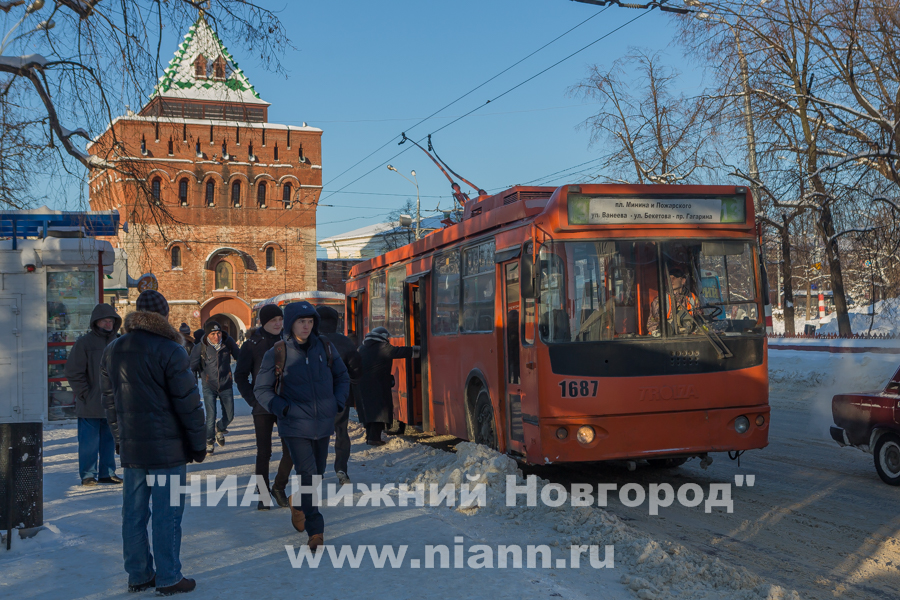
[149, 16, 268, 106]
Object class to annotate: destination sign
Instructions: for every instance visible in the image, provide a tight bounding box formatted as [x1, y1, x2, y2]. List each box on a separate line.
[567, 195, 746, 225]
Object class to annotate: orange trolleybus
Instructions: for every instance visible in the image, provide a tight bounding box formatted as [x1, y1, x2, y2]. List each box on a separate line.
[344, 184, 769, 465]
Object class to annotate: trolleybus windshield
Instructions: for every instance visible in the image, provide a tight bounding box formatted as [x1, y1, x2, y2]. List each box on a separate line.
[537, 239, 760, 343]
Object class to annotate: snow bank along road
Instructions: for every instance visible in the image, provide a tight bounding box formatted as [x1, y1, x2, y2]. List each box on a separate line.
[503, 350, 899, 600]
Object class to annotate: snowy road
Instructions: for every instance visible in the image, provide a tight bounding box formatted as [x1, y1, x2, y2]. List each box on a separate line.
[518, 350, 900, 600]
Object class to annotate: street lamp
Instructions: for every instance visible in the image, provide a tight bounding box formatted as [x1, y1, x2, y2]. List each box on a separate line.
[387, 164, 421, 241]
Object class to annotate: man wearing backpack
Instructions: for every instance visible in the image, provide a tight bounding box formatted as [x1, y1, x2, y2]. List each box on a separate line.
[254, 301, 349, 552]
[190, 319, 240, 454]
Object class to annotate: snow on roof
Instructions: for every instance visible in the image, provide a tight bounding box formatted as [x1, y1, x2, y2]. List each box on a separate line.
[318, 215, 445, 243]
[150, 15, 268, 106]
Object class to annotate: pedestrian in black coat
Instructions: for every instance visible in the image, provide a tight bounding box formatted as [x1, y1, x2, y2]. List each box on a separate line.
[316, 305, 362, 483]
[99, 290, 205, 595]
[234, 304, 293, 509]
[357, 327, 418, 445]
[190, 319, 240, 452]
[64, 302, 122, 485]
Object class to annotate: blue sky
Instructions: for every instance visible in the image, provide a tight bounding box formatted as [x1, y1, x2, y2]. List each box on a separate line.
[59, 1, 702, 255]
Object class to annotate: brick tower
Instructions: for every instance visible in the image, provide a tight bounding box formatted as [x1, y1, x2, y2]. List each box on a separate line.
[88, 16, 321, 338]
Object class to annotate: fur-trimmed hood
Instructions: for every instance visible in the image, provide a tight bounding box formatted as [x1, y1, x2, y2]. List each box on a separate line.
[124, 310, 183, 343]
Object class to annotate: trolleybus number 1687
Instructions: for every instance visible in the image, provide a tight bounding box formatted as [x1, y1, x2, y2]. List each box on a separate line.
[559, 380, 599, 398]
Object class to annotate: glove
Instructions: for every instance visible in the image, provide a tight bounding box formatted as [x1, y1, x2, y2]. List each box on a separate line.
[115, 443, 120, 456]
[189, 449, 207, 464]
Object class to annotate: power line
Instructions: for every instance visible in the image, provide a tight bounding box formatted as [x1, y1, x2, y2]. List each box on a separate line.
[318, 7, 610, 192]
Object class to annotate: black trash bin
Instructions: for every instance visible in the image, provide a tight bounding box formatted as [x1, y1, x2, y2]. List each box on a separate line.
[0, 422, 43, 546]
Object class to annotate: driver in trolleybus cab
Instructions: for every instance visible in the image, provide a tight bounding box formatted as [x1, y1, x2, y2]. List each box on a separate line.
[647, 266, 701, 336]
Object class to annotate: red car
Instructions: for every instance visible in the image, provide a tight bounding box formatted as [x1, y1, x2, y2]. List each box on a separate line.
[831, 364, 900, 485]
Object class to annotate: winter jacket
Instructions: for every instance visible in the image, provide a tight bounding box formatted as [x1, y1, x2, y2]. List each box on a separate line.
[182, 338, 195, 358]
[254, 302, 350, 440]
[190, 319, 239, 392]
[100, 311, 205, 469]
[64, 303, 122, 419]
[317, 306, 362, 409]
[357, 337, 416, 426]
[234, 327, 282, 415]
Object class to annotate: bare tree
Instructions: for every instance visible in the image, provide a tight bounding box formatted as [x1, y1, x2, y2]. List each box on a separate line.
[0, 0, 289, 218]
[570, 49, 719, 184]
[0, 75, 46, 207]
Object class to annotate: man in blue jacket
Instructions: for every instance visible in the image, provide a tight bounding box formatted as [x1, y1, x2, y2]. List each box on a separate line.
[254, 301, 349, 552]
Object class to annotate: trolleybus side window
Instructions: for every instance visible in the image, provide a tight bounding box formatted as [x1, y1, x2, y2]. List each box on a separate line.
[369, 272, 386, 330]
[387, 266, 406, 337]
[461, 240, 496, 333]
[522, 242, 536, 345]
[432, 249, 460, 335]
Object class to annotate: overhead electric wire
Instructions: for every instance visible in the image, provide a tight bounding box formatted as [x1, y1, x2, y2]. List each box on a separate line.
[318, 7, 611, 192]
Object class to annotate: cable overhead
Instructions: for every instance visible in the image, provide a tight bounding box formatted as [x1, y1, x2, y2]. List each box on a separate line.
[320, 7, 610, 191]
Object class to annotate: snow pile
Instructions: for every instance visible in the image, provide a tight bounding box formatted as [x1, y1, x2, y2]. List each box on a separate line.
[361, 438, 799, 600]
[815, 298, 900, 336]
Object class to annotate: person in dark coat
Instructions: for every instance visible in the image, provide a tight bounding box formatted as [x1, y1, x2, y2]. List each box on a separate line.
[100, 290, 206, 596]
[179, 323, 195, 357]
[316, 305, 362, 485]
[193, 328, 204, 345]
[254, 301, 349, 553]
[234, 304, 293, 510]
[64, 303, 122, 486]
[357, 327, 419, 446]
[190, 319, 240, 453]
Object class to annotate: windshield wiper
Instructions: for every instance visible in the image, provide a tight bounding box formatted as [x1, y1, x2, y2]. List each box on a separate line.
[691, 309, 733, 360]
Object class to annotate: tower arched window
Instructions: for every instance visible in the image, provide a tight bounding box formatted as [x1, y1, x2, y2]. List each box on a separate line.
[282, 183, 292, 206]
[194, 54, 207, 78]
[205, 180, 215, 206]
[171, 246, 182, 269]
[266, 247, 275, 269]
[178, 178, 189, 206]
[215, 261, 233, 290]
[257, 181, 267, 208]
[232, 181, 241, 206]
[151, 177, 161, 203]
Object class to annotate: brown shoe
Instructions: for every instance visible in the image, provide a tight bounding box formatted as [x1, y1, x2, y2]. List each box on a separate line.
[308, 533, 324, 553]
[287, 495, 305, 532]
[156, 577, 196, 596]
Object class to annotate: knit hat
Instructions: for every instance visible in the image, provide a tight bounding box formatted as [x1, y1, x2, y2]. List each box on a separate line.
[179, 323, 191, 335]
[259, 304, 283, 327]
[365, 327, 391, 343]
[135, 290, 169, 317]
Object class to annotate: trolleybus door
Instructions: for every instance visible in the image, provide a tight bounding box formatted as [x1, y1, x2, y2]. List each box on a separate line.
[404, 278, 426, 428]
[502, 259, 527, 455]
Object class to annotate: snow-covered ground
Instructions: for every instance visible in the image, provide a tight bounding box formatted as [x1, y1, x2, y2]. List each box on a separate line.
[4, 349, 900, 599]
[773, 298, 900, 336]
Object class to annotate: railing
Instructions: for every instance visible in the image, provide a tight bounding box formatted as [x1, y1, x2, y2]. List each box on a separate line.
[767, 332, 899, 340]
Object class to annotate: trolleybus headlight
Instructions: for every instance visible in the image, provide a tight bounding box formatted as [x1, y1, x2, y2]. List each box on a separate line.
[734, 416, 750, 434]
[556, 427, 568, 440]
[755, 415, 765, 427]
[576, 426, 595, 445]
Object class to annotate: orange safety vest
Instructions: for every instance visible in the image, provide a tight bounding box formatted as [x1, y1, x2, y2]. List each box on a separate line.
[665, 293, 698, 319]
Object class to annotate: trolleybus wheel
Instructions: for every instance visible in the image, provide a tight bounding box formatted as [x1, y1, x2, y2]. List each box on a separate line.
[473, 388, 498, 450]
[646, 457, 688, 469]
[874, 433, 900, 486]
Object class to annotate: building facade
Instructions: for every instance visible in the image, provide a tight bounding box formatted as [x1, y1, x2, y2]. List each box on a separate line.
[88, 17, 322, 337]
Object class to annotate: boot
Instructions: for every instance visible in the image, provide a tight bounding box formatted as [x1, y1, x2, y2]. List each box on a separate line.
[271, 487, 289, 508]
[206, 442, 214, 455]
[287, 495, 305, 532]
[156, 577, 196, 596]
[99, 475, 123, 484]
[336, 471, 351, 485]
[81, 478, 98, 487]
[215, 432, 225, 447]
[257, 500, 270, 511]
[127, 576, 155, 593]
[308, 533, 324, 553]
[366, 440, 386, 447]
